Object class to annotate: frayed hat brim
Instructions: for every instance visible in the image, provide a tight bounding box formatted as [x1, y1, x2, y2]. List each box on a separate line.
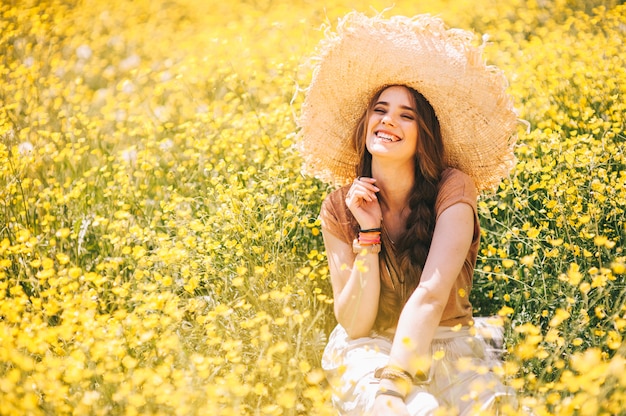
[298, 12, 520, 192]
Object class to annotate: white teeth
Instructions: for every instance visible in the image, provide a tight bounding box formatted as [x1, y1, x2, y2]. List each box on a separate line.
[376, 131, 399, 142]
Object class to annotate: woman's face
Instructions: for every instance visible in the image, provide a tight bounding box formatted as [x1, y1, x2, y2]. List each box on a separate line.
[365, 86, 419, 164]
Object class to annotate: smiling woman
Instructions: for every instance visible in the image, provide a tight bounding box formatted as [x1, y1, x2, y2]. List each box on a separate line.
[298, 11, 520, 415]
[2, 0, 626, 414]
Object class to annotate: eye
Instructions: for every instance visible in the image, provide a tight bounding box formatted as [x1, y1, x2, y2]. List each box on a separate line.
[401, 113, 415, 120]
[373, 107, 386, 114]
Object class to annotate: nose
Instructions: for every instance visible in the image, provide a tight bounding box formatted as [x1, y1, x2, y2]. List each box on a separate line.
[381, 114, 395, 126]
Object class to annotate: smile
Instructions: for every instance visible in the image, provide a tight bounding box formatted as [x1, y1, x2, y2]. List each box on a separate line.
[375, 131, 401, 142]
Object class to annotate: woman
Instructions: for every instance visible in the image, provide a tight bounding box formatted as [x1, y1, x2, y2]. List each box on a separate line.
[298, 12, 520, 416]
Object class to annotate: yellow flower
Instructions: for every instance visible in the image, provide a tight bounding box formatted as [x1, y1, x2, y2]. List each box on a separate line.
[559, 263, 583, 286]
[55, 228, 71, 239]
[606, 331, 622, 350]
[498, 306, 514, 316]
[55, 253, 70, 265]
[502, 259, 515, 268]
[612, 261, 625, 274]
[549, 309, 570, 327]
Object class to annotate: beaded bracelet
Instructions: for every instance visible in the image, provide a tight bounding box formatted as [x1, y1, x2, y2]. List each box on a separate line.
[379, 365, 429, 385]
[379, 366, 414, 386]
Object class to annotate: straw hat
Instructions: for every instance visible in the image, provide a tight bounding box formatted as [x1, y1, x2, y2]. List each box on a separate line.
[297, 12, 519, 192]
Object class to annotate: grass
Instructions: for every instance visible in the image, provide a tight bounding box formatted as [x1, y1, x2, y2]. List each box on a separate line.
[1, 0, 625, 414]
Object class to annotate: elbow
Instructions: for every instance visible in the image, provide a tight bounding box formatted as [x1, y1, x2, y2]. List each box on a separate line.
[343, 325, 372, 340]
[334, 305, 375, 339]
[406, 286, 447, 317]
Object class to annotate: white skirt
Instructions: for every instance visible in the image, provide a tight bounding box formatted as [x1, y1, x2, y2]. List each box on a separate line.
[321, 321, 514, 415]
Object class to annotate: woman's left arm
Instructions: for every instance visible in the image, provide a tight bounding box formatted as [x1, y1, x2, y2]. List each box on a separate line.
[379, 201, 475, 397]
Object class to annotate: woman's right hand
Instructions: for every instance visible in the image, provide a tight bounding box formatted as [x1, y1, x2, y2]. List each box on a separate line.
[345, 177, 382, 229]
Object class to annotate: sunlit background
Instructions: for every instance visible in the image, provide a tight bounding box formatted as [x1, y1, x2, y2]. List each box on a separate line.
[1, 0, 625, 414]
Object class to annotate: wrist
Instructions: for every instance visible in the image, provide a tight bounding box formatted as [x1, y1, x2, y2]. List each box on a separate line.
[378, 378, 410, 399]
[375, 388, 405, 401]
[356, 227, 381, 249]
[359, 223, 381, 231]
[352, 239, 381, 255]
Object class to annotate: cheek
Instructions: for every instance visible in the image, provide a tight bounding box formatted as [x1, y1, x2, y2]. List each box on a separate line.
[404, 123, 418, 140]
[366, 115, 378, 131]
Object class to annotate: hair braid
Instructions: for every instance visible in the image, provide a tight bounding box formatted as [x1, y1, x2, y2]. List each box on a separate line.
[395, 170, 438, 298]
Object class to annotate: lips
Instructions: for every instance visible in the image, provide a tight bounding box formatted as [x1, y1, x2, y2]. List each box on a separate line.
[375, 130, 401, 142]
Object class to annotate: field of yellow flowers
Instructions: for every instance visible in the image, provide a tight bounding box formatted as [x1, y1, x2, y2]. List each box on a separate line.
[1, 0, 625, 414]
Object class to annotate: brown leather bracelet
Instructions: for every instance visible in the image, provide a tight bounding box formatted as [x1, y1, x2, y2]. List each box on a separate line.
[359, 227, 382, 233]
[375, 388, 405, 400]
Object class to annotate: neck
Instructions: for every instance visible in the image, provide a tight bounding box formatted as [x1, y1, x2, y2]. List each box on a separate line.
[371, 158, 415, 213]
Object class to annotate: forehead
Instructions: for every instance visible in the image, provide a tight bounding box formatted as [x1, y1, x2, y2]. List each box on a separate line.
[376, 86, 415, 106]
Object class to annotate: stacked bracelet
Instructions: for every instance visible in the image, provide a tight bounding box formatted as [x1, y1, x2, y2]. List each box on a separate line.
[358, 227, 382, 245]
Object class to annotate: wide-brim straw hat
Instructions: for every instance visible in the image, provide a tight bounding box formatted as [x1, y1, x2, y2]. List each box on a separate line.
[297, 12, 520, 192]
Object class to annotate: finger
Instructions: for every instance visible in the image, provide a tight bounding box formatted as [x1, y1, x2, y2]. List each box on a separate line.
[352, 177, 379, 191]
[355, 176, 377, 184]
[351, 189, 377, 203]
[352, 183, 379, 198]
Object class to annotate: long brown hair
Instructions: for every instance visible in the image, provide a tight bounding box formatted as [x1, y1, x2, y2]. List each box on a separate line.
[352, 85, 446, 329]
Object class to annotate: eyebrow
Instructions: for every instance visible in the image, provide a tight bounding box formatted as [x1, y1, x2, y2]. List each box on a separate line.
[374, 100, 417, 113]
